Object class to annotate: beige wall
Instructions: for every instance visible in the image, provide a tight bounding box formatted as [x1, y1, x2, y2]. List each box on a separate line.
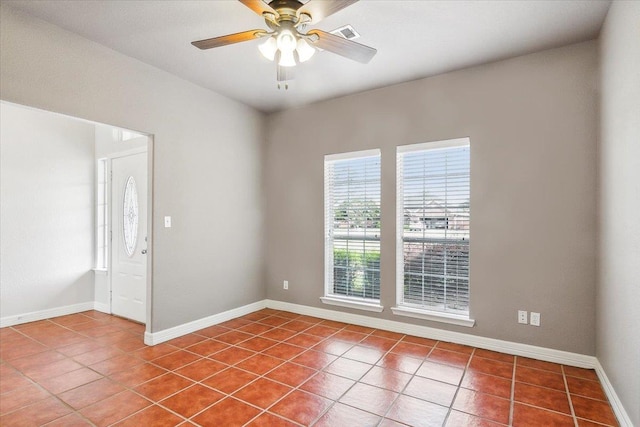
[0, 7, 266, 332]
[597, 1, 640, 425]
[265, 41, 598, 355]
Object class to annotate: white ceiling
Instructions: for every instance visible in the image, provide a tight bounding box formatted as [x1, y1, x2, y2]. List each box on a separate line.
[4, 0, 610, 113]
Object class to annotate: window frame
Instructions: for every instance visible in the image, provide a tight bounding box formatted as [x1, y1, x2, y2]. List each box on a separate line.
[394, 138, 475, 327]
[322, 149, 384, 312]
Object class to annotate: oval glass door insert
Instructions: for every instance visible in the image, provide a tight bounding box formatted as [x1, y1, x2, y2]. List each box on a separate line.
[122, 176, 139, 256]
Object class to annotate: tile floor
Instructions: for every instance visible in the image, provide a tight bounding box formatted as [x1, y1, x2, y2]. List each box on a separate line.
[0, 309, 619, 427]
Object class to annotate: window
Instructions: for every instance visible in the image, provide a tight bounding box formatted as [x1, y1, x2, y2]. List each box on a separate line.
[395, 138, 472, 323]
[95, 158, 109, 269]
[323, 149, 382, 311]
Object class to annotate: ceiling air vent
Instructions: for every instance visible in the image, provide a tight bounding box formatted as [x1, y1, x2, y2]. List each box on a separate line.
[330, 25, 360, 40]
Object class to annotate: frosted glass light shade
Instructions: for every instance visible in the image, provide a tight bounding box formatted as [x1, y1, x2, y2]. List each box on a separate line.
[296, 38, 315, 63]
[279, 49, 296, 67]
[258, 37, 277, 61]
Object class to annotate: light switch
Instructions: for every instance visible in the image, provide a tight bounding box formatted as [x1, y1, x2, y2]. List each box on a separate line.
[164, 216, 172, 228]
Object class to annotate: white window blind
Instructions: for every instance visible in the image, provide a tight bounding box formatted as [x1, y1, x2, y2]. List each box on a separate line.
[325, 150, 381, 301]
[396, 138, 470, 315]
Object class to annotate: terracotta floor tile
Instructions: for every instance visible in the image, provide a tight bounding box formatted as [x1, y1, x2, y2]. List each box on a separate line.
[402, 335, 438, 347]
[239, 311, 272, 322]
[324, 357, 373, 381]
[233, 377, 292, 409]
[160, 384, 224, 417]
[0, 383, 51, 415]
[131, 343, 179, 361]
[80, 390, 151, 427]
[428, 348, 471, 368]
[416, 360, 465, 385]
[43, 412, 93, 426]
[0, 340, 48, 360]
[360, 335, 397, 352]
[57, 340, 104, 357]
[361, 366, 412, 393]
[514, 382, 571, 414]
[201, 367, 258, 394]
[319, 319, 348, 329]
[9, 350, 66, 372]
[300, 371, 356, 400]
[280, 320, 314, 332]
[165, 333, 207, 348]
[265, 362, 316, 387]
[192, 397, 261, 427]
[376, 352, 423, 375]
[216, 330, 253, 345]
[237, 336, 278, 352]
[390, 341, 432, 358]
[380, 417, 412, 427]
[469, 356, 514, 379]
[51, 313, 94, 327]
[386, 394, 449, 427]
[515, 366, 566, 391]
[473, 349, 515, 364]
[291, 349, 337, 370]
[235, 353, 284, 375]
[0, 396, 71, 427]
[270, 389, 332, 425]
[90, 354, 142, 376]
[332, 329, 367, 343]
[208, 346, 255, 365]
[184, 339, 229, 357]
[372, 329, 404, 341]
[152, 350, 201, 370]
[114, 405, 183, 427]
[571, 395, 619, 426]
[436, 341, 474, 354]
[0, 371, 33, 394]
[342, 345, 385, 364]
[564, 366, 600, 381]
[109, 362, 166, 387]
[58, 377, 125, 409]
[263, 343, 306, 360]
[461, 370, 513, 398]
[313, 338, 354, 356]
[39, 367, 103, 394]
[134, 373, 194, 401]
[446, 410, 507, 426]
[512, 403, 574, 427]
[285, 332, 324, 347]
[339, 382, 398, 416]
[518, 357, 563, 373]
[246, 411, 299, 426]
[576, 418, 617, 427]
[174, 358, 226, 381]
[262, 327, 298, 341]
[259, 316, 291, 327]
[295, 315, 324, 325]
[24, 357, 84, 382]
[315, 402, 381, 427]
[566, 375, 607, 400]
[219, 318, 253, 329]
[73, 346, 124, 365]
[79, 324, 122, 338]
[404, 375, 458, 406]
[194, 325, 229, 338]
[452, 388, 511, 424]
[238, 322, 273, 335]
[67, 319, 105, 331]
[305, 324, 339, 338]
[113, 337, 147, 352]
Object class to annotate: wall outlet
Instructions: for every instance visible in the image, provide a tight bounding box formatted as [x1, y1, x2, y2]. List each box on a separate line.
[518, 310, 528, 324]
[530, 312, 541, 326]
[283, 280, 288, 290]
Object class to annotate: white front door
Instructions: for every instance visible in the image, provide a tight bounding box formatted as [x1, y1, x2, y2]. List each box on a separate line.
[111, 151, 147, 323]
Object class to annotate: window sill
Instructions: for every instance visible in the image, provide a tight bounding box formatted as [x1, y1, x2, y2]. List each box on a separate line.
[391, 306, 475, 327]
[320, 296, 384, 313]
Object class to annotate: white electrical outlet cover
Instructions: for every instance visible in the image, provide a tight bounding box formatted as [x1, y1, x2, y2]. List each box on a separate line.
[530, 312, 541, 326]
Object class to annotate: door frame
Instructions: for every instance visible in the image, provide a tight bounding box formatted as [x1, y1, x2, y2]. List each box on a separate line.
[105, 140, 154, 328]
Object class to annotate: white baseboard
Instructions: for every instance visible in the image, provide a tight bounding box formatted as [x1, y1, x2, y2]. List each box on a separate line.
[594, 359, 634, 427]
[93, 302, 110, 314]
[265, 299, 597, 369]
[143, 300, 267, 346]
[0, 301, 96, 328]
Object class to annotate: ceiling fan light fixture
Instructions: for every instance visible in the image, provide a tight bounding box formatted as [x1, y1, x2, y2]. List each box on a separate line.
[278, 49, 297, 67]
[296, 38, 315, 63]
[276, 30, 297, 53]
[258, 37, 277, 61]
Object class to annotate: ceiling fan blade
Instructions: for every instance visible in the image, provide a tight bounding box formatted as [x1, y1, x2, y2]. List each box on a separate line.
[298, 0, 358, 23]
[238, 0, 278, 17]
[307, 29, 376, 63]
[192, 30, 268, 50]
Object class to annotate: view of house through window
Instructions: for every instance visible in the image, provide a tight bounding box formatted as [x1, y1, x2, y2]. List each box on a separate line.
[397, 138, 471, 316]
[324, 150, 381, 302]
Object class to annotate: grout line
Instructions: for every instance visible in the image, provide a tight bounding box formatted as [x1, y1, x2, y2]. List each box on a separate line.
[509, 356, 517, 426]
[561, 365, 580, 427]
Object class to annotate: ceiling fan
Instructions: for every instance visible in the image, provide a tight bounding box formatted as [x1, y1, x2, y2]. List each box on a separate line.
[191, 0, 377, 88]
